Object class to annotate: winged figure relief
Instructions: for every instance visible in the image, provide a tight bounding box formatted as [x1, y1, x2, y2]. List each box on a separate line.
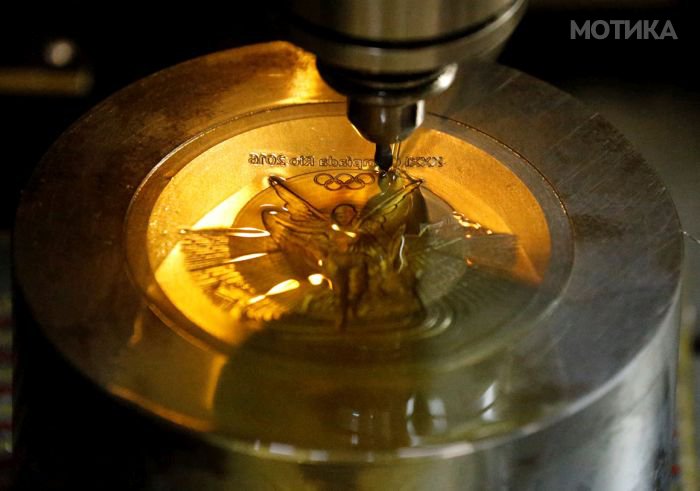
[180, 170, 518, 331]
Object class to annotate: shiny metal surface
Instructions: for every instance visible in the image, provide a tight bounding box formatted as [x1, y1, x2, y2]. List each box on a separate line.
[286, 0, 527, 73]
[287, 0, 516, 42]
[14, 42, 683, 489]
[331, 63, 457, 145]
[287, 0, 527, 158]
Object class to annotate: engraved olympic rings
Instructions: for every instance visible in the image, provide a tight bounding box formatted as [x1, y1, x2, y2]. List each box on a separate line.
[313, 172, 376, 191]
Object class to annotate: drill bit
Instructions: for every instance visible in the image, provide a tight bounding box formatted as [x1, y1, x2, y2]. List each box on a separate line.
[374, 144, 393, 171]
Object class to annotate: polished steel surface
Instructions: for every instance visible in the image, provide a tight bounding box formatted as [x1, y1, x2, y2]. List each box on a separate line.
[13, 42, 683, 489]
[287, 0, 527, 163]
[287, 0, 516, 42]
[287, 0, 527, 73]
[332, 64, 457, 146]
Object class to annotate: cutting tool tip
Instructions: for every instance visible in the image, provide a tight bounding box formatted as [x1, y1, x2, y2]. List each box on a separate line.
[374, 144, 393, 171]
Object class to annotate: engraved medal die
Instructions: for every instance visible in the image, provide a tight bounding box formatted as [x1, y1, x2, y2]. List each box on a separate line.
[13, 43, 682, 490]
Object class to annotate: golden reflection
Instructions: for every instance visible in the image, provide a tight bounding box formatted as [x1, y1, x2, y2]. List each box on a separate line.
[246, 279, 302, 304]
[266, 279, 301, 296]
[203, 355, 228, 410]
[187, 252, 268, 271]
[308, 273, 327, 286]
[280, 52, 325, 104]
[155, 166, 534, 342]
[155, 245, 256, 345]
[143, 116, 552, 348]
[181, 227, 271, 239]
[128, 312, 144, 347]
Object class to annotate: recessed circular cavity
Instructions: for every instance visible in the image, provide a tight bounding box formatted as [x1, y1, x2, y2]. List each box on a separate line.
[120, 102, 573, 452]
[126, 103, 571, 369]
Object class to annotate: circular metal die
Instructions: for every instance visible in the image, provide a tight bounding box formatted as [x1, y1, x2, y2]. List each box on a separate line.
[14, 42, 682, 490]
